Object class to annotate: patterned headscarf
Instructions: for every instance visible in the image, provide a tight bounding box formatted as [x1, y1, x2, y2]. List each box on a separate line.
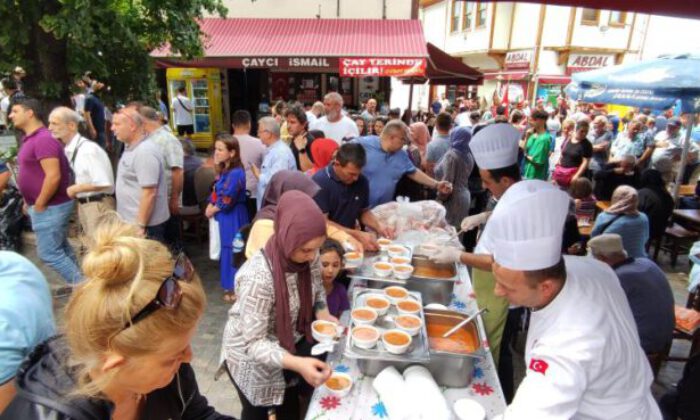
[606, 185, 639, 215]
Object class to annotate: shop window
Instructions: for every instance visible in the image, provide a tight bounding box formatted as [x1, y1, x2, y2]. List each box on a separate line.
[609, 10, 627, 27]
[476, 2, 488, 28]
[580, 8, 600, 26]
[462, 2, 474, 31]
[450, 0, 461, 33]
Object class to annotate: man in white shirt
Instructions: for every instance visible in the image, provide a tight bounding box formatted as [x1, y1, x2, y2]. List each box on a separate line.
[48, 107, 114, 237]
[486, 180, 661, 420]
[252, 117, 296, 209]
[310, 92, 359, 144]
[232, 110, 265, 218]
[171, 87, 194, 136]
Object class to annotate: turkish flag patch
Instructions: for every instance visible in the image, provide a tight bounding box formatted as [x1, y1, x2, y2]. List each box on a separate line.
[529, 358, 549, 375]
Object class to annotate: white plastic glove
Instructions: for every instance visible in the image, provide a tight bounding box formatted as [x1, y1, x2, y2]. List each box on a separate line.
[427, 247, 463, 264]
[460, 212, 490, 232]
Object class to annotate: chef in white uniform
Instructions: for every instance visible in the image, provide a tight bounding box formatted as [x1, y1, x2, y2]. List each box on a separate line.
[487, 180, 661, 420]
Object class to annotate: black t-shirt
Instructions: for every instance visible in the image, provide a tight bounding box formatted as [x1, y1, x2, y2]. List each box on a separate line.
[84, 94, 105, 140]
[290, 133, 315, 170]
[560, 139, 593, 168]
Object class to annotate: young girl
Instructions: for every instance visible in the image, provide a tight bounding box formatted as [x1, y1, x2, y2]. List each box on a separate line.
[206, 133, 249, 302]
[319, 239, 350, 318]
[570, 177, 596, 224]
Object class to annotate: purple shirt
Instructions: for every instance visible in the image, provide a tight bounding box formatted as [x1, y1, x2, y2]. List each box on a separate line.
[326, 282, 350, 318]
[17, 127, 71, 206]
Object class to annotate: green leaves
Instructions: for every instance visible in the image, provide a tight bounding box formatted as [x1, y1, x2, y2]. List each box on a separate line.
[0, 0, 228, 102]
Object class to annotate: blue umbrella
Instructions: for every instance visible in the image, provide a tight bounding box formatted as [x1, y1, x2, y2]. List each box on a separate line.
[566, 54, 700, 200]
[566, 54, 700, 113]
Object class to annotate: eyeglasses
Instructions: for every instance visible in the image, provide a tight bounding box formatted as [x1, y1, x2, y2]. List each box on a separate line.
[120, 253, 195, 331]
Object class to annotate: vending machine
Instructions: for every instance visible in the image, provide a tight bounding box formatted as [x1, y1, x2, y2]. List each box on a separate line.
[166, 68, 224, 149]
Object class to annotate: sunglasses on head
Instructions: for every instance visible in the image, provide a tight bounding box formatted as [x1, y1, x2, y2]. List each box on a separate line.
[120, 252, 195, 331]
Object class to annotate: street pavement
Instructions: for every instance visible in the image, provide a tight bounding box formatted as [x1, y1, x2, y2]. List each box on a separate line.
[23, 230, 691, 418]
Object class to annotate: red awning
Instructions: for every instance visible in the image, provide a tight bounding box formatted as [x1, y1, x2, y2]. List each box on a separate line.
[479, 0, 699, 20]
[153, 18, 428, 59]
[483, 71, 529, 81]
[538, 75, 571, 84]
[400, 43, 483, 85]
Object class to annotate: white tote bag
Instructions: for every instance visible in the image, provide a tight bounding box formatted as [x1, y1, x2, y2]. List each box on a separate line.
[209, 218, 220, 260]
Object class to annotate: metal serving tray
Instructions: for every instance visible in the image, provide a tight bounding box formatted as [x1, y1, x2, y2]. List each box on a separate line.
[343, 288, 430, 365]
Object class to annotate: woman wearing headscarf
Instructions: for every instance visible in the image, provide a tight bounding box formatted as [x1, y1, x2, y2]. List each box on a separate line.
[245, 170, 362, 259]
[306, 138, 338, 176]
[434, 126, 475, 231]
[394, 122, 432, 201]
[591, 185, 650, 258]
[223, 191, 334, 420]
[637, 169, 674, 243]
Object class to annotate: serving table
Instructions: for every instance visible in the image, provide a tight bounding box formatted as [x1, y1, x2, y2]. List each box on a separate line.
[305, 263, 507, 420]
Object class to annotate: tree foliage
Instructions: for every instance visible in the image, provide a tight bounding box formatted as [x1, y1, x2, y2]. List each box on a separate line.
[0, 0, 227, 105]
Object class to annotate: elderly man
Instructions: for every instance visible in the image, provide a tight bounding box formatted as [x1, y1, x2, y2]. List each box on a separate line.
[310, 92, 359, 144]
[611, 119, 655, 168]
[48, 107, 114, 237]
[361, 98, 378, 124]
[587, 115, 613, 173]
[652, 117, 698, 167]
[588, 234, 675, 354]
[134, 104, 184, 250]
[252, 116, 296, 209]
[356, 120, 451, 208]
[111, 107, 169, 240]
[313, 143, 392, 251]
[10, 98, 81, 285]
[487, 180, 660, 420]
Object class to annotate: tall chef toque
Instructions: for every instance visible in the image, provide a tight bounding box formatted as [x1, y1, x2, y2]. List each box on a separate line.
[487, 180, 569, 271]
[469, 123, 521, 169]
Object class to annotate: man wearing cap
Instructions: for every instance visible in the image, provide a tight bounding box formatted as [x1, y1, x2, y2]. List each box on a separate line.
[427, 123, 523, 400]
[652, 116, 698, 170]
[488, 180, 660, 419]
[587, 234, 674, 355]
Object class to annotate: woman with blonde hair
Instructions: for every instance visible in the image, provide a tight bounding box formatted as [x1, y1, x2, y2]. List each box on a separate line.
[2, 219, 234, 420]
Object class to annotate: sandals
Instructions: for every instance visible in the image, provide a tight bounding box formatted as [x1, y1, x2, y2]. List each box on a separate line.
[222, 291, 237, 303]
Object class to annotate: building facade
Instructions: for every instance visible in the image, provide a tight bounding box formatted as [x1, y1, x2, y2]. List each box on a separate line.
[419, 1, 650, 107]
[216, 0, 413, 20]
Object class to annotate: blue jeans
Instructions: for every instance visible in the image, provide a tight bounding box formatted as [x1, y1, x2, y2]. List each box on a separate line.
[29, 200, 82, 284]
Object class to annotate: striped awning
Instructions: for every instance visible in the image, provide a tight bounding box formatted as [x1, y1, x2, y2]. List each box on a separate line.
[153, 18, 429, 59]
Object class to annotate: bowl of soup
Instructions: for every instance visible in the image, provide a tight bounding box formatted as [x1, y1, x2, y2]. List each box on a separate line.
[377, 238, 392, 252]
[387, 245, 410, 259]
[351, 325, 380, 349]
[395, 314, 423, 336]
[351, 307, 378, 326]
[364, 294, 391, 316]
[397, 299, 421, 316]
[390, 256, 411, 265]
[311, 320, 340, 343]
[324, 372, 353, 397]
[383, 286, 409, 304]
[373, 261, 393, 278]
[345, 251, 363, 268]
[392, 264, 414, 280]
[382, 329, 412, 354]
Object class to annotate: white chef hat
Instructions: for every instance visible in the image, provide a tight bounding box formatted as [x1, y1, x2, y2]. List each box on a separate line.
[488, 180, 569, 271]
[469, 123, 521, 170]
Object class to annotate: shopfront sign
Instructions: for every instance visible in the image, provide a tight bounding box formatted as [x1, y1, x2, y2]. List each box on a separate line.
[505, 50, 532, 70]
[239, 57, 334, 69]
[339, 58, 426, 77]
[567, 54, 615, 74]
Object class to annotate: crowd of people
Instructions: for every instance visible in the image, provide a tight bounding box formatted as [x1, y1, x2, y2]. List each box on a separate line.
[1, 71, 699, 420]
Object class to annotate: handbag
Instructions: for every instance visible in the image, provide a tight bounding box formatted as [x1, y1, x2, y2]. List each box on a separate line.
[552, 164, 579, 187]
[209, 217, 220, 260]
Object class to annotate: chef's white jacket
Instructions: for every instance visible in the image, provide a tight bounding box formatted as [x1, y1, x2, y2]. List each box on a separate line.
[495, 256, 662, 420]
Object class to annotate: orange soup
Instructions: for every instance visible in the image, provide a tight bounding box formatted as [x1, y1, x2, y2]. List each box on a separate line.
[378, 238, 391, 245]
[395, 265, 412, 272]
[389, 246, 406, 253]
[314, 322, 336, 335]
[326, 376, 351, 390]
[384, 331, 410, 346]
[353, 327, 379, 341]
[426, 322, 478, 354]
[346, 252, 361, 260]
[367, 298, 389, 309]
[391, 257, 410, 265]
[385, 287, 408, 298]
[398, 300, 420, 312]
[353, 309, 375, 321]
[374, 263, 391, 270]
[396, 316, 421, 329]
